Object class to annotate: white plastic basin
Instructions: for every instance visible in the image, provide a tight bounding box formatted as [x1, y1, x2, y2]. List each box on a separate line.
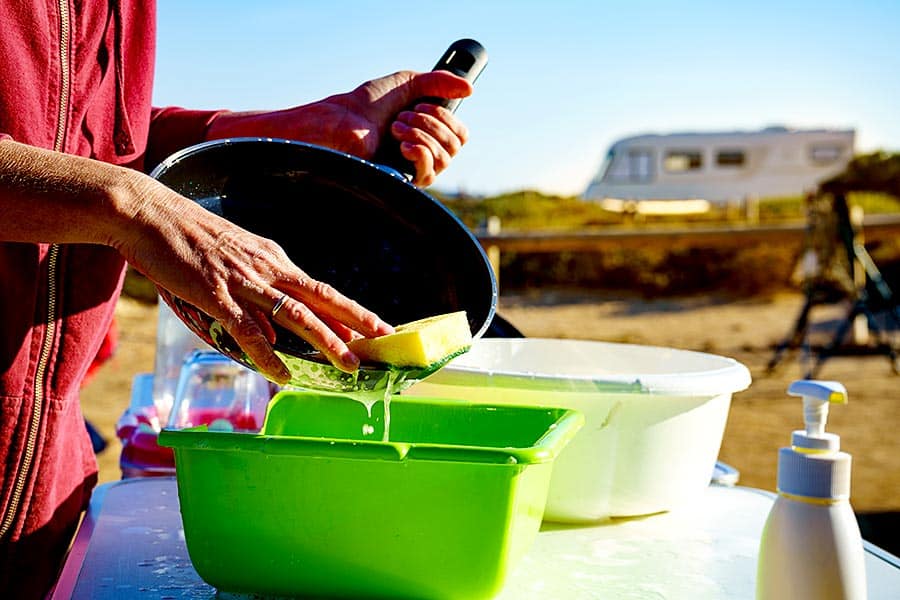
[407, 338, 751, 523]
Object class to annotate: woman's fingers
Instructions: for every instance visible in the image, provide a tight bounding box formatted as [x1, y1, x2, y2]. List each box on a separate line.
[280, 277, 393, 339]
[236, 275, 393, 374]
[267, 293, 360, 372]
[212, 286, 364, 378]
[409, 70, 473, 105]
[392, 103, 469, 185]
[210, 301, 291, 383]
[214, 234, 391, 357]
[404, 103, 469, 153]
[400, 141, 436, 187]
[248, 302, 277, 345]
[319, 313, 365, 343]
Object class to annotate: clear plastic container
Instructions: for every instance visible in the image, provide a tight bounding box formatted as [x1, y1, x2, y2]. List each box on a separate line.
[152, 299, 212, 425]
[167, 350, 275, 433]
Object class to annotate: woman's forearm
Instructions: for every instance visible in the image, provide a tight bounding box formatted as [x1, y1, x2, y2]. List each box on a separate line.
[0, 139, 147, 250]
[146, 107, 225, 174]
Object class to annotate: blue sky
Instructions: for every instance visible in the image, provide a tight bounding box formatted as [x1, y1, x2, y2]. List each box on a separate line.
[153, 0, 900, 196]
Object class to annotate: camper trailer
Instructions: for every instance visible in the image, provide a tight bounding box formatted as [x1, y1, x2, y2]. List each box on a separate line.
[583, 127, 855, 212]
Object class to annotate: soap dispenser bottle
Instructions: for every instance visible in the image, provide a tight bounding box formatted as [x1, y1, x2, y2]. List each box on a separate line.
[756, 380, 866, 599]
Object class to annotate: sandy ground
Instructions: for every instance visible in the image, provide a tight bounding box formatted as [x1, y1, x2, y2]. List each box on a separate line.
[81, 290, 900, 515]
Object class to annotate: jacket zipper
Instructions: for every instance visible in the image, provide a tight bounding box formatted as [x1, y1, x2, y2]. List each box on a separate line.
[0, 0, 70, 541]
[53, 0, 72, 153]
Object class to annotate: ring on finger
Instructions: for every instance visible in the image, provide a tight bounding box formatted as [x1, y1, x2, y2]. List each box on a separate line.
[270, 294, 289, 319]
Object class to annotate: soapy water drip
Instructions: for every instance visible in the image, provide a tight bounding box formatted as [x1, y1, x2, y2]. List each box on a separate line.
[348, 369, 399, 441]
[276, 355, 438, 444]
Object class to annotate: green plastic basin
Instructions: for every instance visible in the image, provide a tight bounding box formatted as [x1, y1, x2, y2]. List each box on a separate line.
[158, 391, 582, 599]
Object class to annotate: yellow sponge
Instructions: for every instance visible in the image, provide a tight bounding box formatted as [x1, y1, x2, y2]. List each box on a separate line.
[348, 311, 472, 368]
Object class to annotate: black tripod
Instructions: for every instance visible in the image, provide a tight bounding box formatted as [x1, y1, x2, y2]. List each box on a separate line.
[767, 193, 900, 378]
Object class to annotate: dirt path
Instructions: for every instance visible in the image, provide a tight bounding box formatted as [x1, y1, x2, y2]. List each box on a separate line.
[81, 291, 900, 513]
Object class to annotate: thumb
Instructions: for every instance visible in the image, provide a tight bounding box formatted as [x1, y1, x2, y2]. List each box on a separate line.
[408, 70, 474, 102]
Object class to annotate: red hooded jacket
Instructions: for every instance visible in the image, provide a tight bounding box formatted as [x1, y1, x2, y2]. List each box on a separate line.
[0, 2, 222, 596]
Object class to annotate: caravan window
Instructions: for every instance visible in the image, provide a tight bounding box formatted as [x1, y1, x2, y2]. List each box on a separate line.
[606, 148, 654, 183]
[664, 150, 703, 172]
[809, 144, 845, 164]
[716, 149, 746, 167]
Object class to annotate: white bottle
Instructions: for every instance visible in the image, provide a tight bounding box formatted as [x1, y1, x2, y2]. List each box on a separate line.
[756, 380, 867, 599]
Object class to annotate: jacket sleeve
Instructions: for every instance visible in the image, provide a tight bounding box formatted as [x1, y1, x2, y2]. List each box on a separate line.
[144, 106, 227, 174]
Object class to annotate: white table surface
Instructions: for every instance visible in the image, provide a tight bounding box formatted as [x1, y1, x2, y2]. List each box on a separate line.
[51, 477, 900, 599]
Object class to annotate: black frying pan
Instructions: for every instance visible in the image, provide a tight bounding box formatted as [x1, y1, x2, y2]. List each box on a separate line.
[149, 40, 495, 390]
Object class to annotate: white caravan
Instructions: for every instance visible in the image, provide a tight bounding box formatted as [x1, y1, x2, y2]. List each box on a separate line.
[583, 127, 855, 211]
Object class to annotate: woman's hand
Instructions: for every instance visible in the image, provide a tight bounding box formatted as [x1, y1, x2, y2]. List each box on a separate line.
[118, 174, 393, 383]
[205, 70, 473, 187]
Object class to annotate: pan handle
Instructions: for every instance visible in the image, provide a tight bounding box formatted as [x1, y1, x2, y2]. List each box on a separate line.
[373, 38, 488, 182]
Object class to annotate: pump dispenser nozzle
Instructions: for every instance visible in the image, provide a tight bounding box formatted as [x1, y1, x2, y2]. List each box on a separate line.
[778, 380, 851, 500]
[787, 380, 847, 453]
